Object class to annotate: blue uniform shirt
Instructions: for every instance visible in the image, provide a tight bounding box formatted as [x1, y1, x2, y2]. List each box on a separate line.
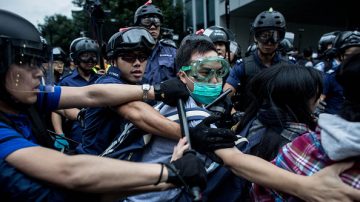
[142, 41, 177, 85]
[76, 66, 128, 155]
[0, 87, 98, 201]
[226, 51, 285, 88]
[59, 68, 100, 143]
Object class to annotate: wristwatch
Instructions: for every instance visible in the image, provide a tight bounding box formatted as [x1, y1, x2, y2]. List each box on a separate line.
[142, 84, 151, 101]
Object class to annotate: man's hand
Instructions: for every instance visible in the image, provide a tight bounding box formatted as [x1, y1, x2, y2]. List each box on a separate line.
[165, 151, 207, 190]
[190, 115, 238, 153]
[154, 78, 189, 106]
[298, 162, 360, 202]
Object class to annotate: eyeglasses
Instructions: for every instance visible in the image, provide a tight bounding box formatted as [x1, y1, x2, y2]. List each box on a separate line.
[181, 56, 230, 82]
[140, 17, 161, 28]
[255, 30, 282, 44]
[119, 54, 148, 63]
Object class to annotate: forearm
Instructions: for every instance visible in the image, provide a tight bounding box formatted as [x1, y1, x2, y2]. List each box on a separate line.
[59, 84, 155, 109]
[63, 108, 80, 120]
[51, 112, 64, 134]
[216, 148, 306, 197]
[6, 147, 169, 193]
[117, 101, 181, 140]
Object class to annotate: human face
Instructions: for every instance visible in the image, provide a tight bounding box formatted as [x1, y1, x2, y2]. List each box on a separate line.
[179, 50, 224, 92]
[214, 42, 227, 58]
[115, 51, 148, 84]
[140, 16, 161, 40]
[5, 64, 43, 104]
[78, 52, 97, 71]
[255, 30, 280, 55]
[53, 60, 64, 74]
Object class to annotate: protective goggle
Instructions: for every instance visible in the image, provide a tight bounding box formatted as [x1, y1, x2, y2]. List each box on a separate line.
[180, 56, 230, 82]
[118, 53, 148, 63]
[78, 52, 98, 64]
[122, 28, 155, 45]
[140, 17, 161, 28]
[255, 30, 282, 44]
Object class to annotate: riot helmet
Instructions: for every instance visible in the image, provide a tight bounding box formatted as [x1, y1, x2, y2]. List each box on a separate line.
[245, 43, 257, 57]
[52, 47, 66, 62]
[252, 9, 286, 43]
[333, 31, 360, 52]
[0, 9, 54, 95]
[278, 38, 294, 54]
[69, 37, 99, 64]
[203, 26, 229, 44]
[106, 27, 155, 60]
[134, 4, 163, 26]
[317, 31, 340, 56]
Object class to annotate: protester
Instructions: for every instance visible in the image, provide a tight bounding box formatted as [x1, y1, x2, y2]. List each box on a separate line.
[252, 51, 360, 201]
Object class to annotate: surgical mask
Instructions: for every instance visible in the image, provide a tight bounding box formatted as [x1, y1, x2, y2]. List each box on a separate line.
[190, 81, 223, 105]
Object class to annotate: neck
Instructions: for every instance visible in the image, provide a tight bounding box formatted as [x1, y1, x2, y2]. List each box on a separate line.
[258, 50, 275, 67]
[77, 67, 92, 81]
[0, 100, 20, 115]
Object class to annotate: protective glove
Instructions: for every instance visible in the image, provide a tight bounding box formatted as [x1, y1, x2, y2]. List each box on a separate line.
[190, 115, 238, 153]
[54, 133, 70, 152]
[207, 96, 234, 128]
[154, 78, 190, 106]
[165, 150, 207, 190]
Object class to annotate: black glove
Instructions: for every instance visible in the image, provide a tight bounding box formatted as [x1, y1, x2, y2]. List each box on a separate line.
[165, 151, 207, 190]
[190, 115, 238, 154]
[154, 78, 189, 106]
[207, 96, 235, 128]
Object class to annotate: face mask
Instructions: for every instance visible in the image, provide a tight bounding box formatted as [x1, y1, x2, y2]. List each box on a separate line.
[190, 82, 222, 105]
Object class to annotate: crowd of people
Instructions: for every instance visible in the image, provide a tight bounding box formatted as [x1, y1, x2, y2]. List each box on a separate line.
[0, 1, 359, 202]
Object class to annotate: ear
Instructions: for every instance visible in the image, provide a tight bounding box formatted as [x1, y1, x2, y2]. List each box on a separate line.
[177, 71, 187, 84]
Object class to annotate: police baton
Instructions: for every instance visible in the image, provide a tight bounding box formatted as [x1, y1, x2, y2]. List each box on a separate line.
[177, 99, 202, 201]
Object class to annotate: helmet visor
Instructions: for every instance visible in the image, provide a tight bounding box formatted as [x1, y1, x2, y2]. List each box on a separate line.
[6, 44, 55, 93]
[255, 30, 282, 44]
[121, 28, 155, 49]
[181, 56, 230, 83]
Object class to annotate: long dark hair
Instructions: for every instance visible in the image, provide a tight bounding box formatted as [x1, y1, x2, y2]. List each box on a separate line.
[237, 63, 323, 132]
[336, 52, 360, 122]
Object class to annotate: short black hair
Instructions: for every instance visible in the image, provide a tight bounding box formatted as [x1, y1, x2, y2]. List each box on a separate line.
[175, 36, 216, 73]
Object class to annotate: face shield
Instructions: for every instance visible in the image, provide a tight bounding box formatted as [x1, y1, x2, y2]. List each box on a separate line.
[5, 39, 55, 93]
[180, 56, 230, 83]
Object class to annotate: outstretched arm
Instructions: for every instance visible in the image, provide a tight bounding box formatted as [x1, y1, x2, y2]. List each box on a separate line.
[216, 148, 360, 202]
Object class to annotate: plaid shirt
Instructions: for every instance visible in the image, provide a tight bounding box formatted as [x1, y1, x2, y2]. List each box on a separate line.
[251, 128, 360, 201]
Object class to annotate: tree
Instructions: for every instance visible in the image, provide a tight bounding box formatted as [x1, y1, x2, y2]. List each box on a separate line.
[38, 0, 184, 51]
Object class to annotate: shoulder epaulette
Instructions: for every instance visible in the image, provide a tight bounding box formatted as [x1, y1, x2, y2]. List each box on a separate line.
[159, 39, 177, 49]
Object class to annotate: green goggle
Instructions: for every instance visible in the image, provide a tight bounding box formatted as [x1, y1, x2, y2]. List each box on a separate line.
[180, 56, 230, 82]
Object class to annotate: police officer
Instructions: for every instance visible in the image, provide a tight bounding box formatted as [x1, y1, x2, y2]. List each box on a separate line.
[321, 31, 360, 114]
[78, 27, 159, 155]
[134, 2, 177, 85]
[0, 9, 206, 201]
[224, 8, 293, 111]
[313, 31, 341, 72]
[56, 37, 101, 144]
[203, 26, 231, 60]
